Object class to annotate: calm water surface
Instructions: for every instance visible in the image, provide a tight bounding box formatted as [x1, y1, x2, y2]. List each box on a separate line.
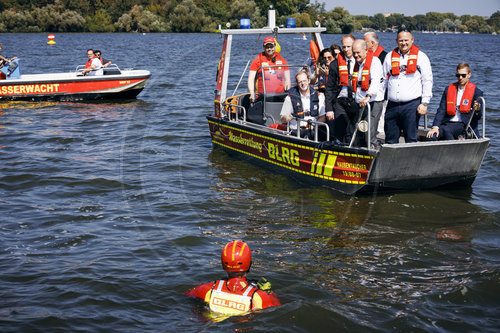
[0, 32, 499, 332]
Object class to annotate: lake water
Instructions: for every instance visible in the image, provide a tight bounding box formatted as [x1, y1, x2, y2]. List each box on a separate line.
[0, 32, 499, 332]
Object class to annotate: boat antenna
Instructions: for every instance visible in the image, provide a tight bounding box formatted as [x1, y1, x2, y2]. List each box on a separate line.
[231, 35, 262, 97]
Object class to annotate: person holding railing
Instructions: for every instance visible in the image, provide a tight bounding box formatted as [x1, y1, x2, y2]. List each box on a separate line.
[280, 71, 326, 138]
[81, 49, 103, 76]
[351, 39, 385, 148]
[426, 62, 483, 140]
[247, 36, 290, 102]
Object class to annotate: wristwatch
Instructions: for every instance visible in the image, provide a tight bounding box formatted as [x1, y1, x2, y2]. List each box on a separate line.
[422, 102, 428, 106]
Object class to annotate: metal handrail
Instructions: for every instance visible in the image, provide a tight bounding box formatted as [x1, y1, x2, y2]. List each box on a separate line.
[225, 103, 247, 122]
[288, 118, 330, 143]
[349, 102, 371, 150]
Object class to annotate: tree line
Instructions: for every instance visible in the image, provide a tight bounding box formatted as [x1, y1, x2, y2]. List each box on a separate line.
[0, 0, 498, 34]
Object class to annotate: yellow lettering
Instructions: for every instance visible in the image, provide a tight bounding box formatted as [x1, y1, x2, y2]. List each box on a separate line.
[34, 85, 40, 93]
[14, 85, 20, 94]
[268, 143, 276, 159]
[53, 84, 60, 92]
[8, 86, 13, 94]
[1, 86, 6, 94]
[26, 85, 34, 93]
[281, 147, 290, 164]
[40, 84, 47, 93]
[19, 85, 25, 94]
[290, 149, 299, 166]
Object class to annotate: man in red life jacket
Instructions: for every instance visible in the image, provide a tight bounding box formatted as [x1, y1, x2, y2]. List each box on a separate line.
[382, 27, 433, 143]
[82, 49, 103, 76]
[185, 240, 280, 318]
[325, 34, 357, 143]
[364, 32, 387, 64]
[426, 62, 483, 140]
[351, 39, 384, 148]
[248, 36, 290, 102]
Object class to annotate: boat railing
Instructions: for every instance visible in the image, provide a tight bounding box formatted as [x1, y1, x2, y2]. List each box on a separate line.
[349, 103, 371, 150]
[423, 96, 487, 139]
[75, 63, 121, 76]
[227, 103, 247, 122]
[291, 118, 330, 143]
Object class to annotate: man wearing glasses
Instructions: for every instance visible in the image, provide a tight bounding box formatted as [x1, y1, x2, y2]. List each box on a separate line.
[382, 27, 433, 143]
[82, 49, 103, 76]
[248, 36, 290, 103]
[426, 63, 483, 140]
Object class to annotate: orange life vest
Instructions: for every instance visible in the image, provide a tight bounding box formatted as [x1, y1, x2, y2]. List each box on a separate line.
[84, 59, 92, 69]
[337, 54, 349, 86]
[390, 44, 419, 76]
[446, 82, 476, 115]
[352, 51, 374, 92]
[374, 45, 384, 58]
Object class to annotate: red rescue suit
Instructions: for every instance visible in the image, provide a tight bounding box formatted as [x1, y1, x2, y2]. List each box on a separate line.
[352, 51, 374, 92]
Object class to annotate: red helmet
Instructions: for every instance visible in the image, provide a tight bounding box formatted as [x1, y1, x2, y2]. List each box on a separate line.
[221, 240, 252, 272]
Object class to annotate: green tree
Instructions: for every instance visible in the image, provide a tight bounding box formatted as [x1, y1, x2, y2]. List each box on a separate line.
[86, 8, 115, 32]
[487, 11, 500, 32]
[169, 0, 208, 32]
[371, 13, 386, 31]
[324, 6, 354, 33]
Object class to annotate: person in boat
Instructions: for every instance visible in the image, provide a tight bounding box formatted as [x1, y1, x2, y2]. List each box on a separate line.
[0, 43, 17, 80]
[382, 27, 433, 144]
[248, 36, 290, 102]
[426, 62, 483, 140]
[94, 50, 112, 68]
[280, 70, 326, 138]
[351, 39, 385, 148]
[81, 49, 103, 76]
[185, 240, 280, 319]
[363, 32, 387, 63]
[325, 34, 357, 143]
[310, 48, 334, 93]
[330, 44, 341, 60]
[0, 43, 17, 68]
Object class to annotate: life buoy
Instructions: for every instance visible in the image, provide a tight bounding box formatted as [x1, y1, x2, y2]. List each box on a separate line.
[309, 40, 320, 65]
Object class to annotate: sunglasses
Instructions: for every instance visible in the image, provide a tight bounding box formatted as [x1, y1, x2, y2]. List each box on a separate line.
[325, 56, 334, 61]
[455, 73, 467, 78]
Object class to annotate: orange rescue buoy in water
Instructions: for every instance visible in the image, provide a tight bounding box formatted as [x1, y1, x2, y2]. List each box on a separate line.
[47, 34, 56, 45]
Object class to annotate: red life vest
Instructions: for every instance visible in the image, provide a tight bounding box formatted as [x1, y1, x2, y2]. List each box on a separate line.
[373, 45, 384, 58]
[253, 52, 288, 94]
[390, 44, 419, 76]
[337, 54, 349, 86]
[84, 59, 93, 69]
[352, 51, 374, 92]
[446, 82, 476, 115]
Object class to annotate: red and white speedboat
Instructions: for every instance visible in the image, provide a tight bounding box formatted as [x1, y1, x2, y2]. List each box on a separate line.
[0, 60, 150, 101]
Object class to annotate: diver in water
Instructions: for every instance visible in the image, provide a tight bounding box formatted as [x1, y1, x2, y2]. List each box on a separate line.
[185, 240, 280, 318]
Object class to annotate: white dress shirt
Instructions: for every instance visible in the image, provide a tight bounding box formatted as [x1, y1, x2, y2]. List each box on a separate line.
[354, 56, 384, 103]
[382, 49, 433, 104]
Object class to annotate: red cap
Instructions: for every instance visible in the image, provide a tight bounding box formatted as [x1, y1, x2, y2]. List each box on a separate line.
[263, 36, 275, 46]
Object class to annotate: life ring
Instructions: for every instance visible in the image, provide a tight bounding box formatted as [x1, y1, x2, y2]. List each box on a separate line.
[309, 40, 320, 65]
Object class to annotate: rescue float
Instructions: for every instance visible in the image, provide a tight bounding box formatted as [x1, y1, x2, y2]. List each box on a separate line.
[207, 9, 490, 195]
[0, 59, 150, 101]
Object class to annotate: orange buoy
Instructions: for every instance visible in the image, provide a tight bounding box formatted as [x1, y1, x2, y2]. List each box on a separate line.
[47, 34, 56, 45]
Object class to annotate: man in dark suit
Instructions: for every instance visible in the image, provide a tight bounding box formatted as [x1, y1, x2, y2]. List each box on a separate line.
[427, 62, 483, 140]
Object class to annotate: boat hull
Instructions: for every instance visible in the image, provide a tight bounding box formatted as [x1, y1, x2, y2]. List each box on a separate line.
[207, 116, 490, 195]
[0, 70, 150, 101]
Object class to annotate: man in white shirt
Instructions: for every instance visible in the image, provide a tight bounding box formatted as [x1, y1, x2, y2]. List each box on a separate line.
[382, 27, 433, 143]
[82, 49, 103, 76]
[352, 39, 385, 148]
[280, 71, 325, 138]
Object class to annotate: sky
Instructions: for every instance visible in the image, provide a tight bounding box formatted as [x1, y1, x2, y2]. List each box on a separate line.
[323, 0, 499, 17]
